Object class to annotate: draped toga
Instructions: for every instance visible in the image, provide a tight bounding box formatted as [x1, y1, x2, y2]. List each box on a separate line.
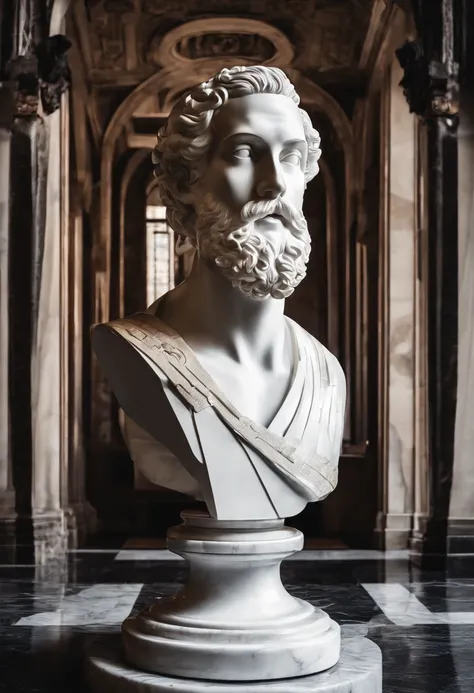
[96, 305, 346, 521]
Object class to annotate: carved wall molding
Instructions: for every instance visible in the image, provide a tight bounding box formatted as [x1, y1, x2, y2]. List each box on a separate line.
[394, 0, 459, 120]
[359, 0, 392, 70]
[396, 39, 459, 119]
[149, 18, 294, 68]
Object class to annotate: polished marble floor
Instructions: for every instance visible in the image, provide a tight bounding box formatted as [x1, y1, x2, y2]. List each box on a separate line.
[0, 540, 473, 692]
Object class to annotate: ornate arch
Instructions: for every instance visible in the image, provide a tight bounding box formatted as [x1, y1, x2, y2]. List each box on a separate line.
[151, 18, 294, 68]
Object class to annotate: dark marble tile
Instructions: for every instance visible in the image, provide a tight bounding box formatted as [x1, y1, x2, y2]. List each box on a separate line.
[0, 553, 186, 585]
[0, 581, 109, 626]
[407, 580, 474, 613]
[2, 622, 474, 693]
[285, 582, 386, 625]
[0, 552, 474, 692]
[82, 532, 128, 550]
[369, 624, 474, 692]
[448, 535, 474, 554]
[0, 625, 90, 693]
[281, 558, 364, 585]
[0, 543, 38, 565]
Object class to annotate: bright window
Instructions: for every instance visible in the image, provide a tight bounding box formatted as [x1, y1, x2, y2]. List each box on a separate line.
[146, 204, 175, 305]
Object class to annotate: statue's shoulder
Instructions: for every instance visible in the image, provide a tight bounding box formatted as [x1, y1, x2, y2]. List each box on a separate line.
[90, 311, 174, 384]
[92, 309, 174, 345]
[289, 319, 346, 394]
[91, 296, 165, 337]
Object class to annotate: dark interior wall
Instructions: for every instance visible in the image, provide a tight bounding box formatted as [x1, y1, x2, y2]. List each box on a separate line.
[0, 1, 14, 74]
[86, 150, 147, 532]
[285, 172, 327, 343]
[9, 123, 35, 519]
[87, 150, 197, 535]
[124, 155, 148, 316]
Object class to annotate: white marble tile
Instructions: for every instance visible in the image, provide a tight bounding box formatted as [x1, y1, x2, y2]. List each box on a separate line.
[363, 583, 437, 625]
[363, 583, 474, 626]
[67, 549, 120, 554]
[441, 612, 474, 624]
[115, 549, 180, 561]
[14, 583, 143, 626]
[114, 548, 410, 562]
[340, 623, 369, 638]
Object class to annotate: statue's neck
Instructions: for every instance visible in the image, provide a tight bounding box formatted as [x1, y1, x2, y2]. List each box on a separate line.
[157, 256, 287, 368]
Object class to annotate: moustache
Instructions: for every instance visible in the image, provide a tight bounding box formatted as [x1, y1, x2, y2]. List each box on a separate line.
[240, 198, 304, 227]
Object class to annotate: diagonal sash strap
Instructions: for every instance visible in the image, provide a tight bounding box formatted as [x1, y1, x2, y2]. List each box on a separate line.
[108, 313, 338, 502]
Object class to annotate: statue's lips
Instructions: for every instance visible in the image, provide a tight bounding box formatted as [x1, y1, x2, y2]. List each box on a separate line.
[261, 213, 285, 222]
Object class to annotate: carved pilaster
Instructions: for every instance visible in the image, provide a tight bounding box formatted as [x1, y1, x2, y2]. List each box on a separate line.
[396, 0, 460, 562]
[2, 1, 76, 561]
[35, 34, 72, 116]
[6, 34, 71, 118]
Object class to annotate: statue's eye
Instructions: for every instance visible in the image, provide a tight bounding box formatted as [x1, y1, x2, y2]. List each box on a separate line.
[232, 146, 252, 160]
[282, 151, 303, 166]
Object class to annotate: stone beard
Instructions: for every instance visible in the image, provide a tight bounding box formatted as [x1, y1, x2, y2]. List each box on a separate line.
[194, 193, 311, 300]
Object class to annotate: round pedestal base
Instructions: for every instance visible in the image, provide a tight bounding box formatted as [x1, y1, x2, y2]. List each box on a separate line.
[86, 635, 382, 693]
[122, 511, 340, 681]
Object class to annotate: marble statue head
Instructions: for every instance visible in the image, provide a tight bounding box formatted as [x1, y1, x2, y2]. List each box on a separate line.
[152, 65, 322, 299]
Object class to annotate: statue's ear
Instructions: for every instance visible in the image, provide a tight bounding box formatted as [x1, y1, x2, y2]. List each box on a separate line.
[179, 190, 194, 204]
[180, 180, 202, 206]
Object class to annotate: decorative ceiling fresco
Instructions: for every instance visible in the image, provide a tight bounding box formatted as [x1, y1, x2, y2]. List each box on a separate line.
[83, 0, 374, 84]
[73, 0, 379, 155]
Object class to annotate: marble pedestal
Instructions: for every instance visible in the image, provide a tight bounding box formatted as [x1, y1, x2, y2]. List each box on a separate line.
[87, 511, 384, 693]
[86, 635, 382, 692]
[123, 510, 340, 681]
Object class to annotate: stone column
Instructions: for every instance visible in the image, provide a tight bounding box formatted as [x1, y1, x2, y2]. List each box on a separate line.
[383, 58, 417, 549]
[0, 85, 16, 542]
[448, 0, 474, 554]
[29, 1, 74, 559]
[30, 104, 67, 559]
[67, 193, 97, 542]
[5, 0, 75, 562]
[397, 0, 460, 561]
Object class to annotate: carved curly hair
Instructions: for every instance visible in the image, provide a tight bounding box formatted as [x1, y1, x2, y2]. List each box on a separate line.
[151, 65, 322, 241]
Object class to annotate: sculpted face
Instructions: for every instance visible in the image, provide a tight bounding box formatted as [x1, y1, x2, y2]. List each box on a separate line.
[189, 93, 312, 300]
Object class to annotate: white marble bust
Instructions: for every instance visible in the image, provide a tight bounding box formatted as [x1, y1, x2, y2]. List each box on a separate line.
[91, 65, 346, 521]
